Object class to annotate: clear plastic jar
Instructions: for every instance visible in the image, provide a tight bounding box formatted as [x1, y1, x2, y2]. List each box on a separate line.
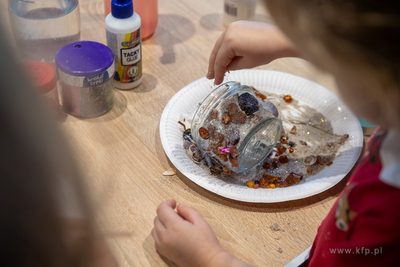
[191, 82, 282, 172]
[8, 0, 80, 64]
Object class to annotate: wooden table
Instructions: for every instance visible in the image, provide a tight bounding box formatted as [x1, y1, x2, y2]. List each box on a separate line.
[2, 1, 367, 266]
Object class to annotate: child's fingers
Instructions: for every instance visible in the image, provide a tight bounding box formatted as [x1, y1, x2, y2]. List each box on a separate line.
[213, 42, 236, 85]
[154, 216, 165, 232]
[176, 204, 204, 225]
[207, 32, 226, 79]
[156, 199, 182, 227]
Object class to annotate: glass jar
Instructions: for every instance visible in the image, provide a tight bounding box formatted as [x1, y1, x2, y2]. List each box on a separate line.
[8, 0, 80, 64]
[191, 82, 282, 172]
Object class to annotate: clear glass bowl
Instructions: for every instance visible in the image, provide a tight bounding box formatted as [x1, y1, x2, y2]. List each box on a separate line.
[191, 82, 282, 172]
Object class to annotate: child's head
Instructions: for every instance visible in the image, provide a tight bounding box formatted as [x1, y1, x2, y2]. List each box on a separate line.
[265, 0, 400, 131]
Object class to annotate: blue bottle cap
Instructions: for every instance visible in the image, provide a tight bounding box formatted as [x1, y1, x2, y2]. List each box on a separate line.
[111, 0, 133, 19]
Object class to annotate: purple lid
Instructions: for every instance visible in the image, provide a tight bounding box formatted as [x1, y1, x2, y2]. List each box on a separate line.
[55, 41, 114, 76]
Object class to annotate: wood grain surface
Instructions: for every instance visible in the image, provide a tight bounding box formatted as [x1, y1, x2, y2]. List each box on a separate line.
[1, 0, 367, 266]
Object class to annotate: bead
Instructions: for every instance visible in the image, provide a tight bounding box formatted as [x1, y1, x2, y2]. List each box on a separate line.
[279, 155, 289, 163]
[254, 90, 267, 101]
[262, 162, 270, 169]
[283, 94, 293, 103]
[289, 147, 294, 153]
[299, 140, 307, 146]
[263, 174, 280, 182]
[277, 145, 286, 154]
[280, 136, 288, 144]
[199, 127, 210, 139]
[327, 161, 333, 166]
[259, 178, 267, 187]
[247, 181, 255, 188]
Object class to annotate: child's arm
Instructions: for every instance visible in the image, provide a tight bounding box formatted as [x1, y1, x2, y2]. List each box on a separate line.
[152, 199, 252, 267]
[207, 21, 300, 85]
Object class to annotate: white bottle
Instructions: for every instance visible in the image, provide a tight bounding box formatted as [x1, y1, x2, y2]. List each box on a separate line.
[223, 0, 256, 27]
[106, 0, 142, 90]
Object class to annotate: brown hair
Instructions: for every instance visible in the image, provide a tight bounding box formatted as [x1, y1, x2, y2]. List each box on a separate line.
[265, 0, 400, 130]
[0, 25, 96, 266]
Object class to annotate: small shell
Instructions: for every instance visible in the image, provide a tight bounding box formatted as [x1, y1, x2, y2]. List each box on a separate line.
[162, 168, 176, 176]
[304, 155, 317, 165]
[188, 144, 202, 163]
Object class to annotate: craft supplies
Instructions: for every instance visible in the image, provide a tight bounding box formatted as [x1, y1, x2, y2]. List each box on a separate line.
[20, 61, 60, 112]
[106, 0, 143, 90]
[223, 0, 256, 27]
[105, 0, 158, 40]
[8, 0, 80, 64]
[55, 41, 115, 118]
[191, 82, 283, 172]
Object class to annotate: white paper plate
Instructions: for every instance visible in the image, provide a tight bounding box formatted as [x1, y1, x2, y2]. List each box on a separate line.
[160, 70, 363, 203]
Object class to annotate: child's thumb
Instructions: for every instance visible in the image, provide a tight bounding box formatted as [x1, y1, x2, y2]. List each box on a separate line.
[177, 204, 203, 224]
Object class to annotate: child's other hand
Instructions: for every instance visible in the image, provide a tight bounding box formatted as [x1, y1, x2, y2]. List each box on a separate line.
[152, 199, 227, 267]
[207, 21, 299, 85]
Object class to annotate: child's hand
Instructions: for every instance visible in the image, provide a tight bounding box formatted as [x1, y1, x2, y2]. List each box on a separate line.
[207, 21, 299, 85]
[152, 199, 225, 267]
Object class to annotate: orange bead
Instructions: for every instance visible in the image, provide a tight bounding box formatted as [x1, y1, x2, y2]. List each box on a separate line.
[279, 155, 289, 163]
[280, 136, 288, 144]
[199, 127, 210, 139]
[277, 145, 286, 154]
[327, 161, 333, 166]
[263, 162, 270, 169]
[283, 94, 293, 103]
[259, 178, 267, 187]
[247, 181, 255, 188]
[289, 147, 294, 153]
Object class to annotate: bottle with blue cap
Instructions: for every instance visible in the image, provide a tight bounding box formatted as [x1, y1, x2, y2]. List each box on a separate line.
[106, 0, 142, 90]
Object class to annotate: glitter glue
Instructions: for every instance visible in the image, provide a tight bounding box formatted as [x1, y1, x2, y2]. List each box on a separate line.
[106, 0, 143, 90]
[55, 41, 115, 118]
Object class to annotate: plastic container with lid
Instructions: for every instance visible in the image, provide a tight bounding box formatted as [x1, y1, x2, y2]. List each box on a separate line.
[55, 41, 115, 118]
[20, 61, 60, 111]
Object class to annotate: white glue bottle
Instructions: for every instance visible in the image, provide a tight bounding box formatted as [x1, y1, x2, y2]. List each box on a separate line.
[106, 0, 142, 89]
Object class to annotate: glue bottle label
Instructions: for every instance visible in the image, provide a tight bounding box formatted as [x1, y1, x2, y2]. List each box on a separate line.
[106, 28, 142, 84]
